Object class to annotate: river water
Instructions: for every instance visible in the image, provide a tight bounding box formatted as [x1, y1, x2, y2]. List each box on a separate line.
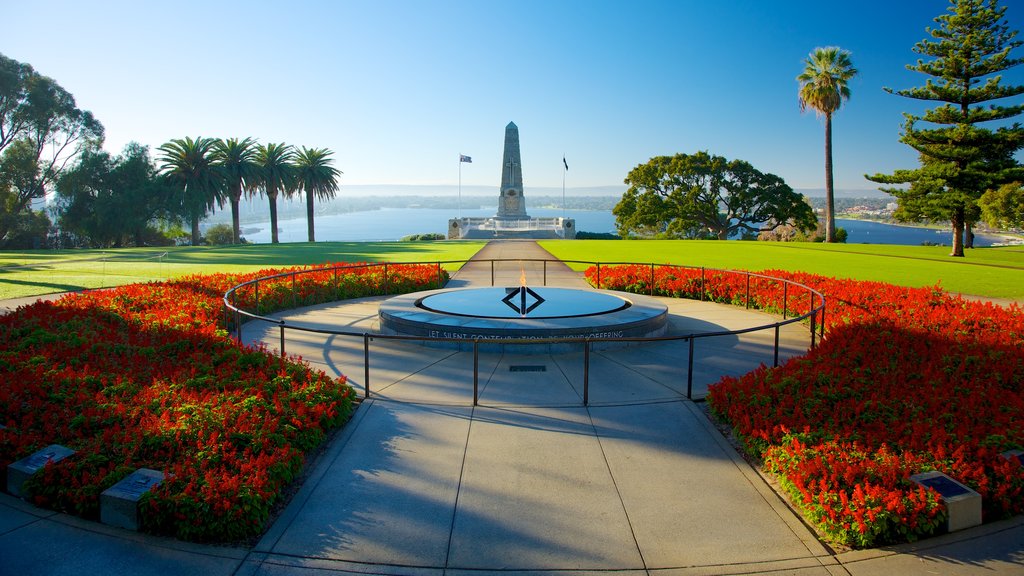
[237, 208, 1009, 247]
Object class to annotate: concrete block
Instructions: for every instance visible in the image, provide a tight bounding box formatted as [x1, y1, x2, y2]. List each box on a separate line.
[100, 468, 164, 531]
[1001, 449, 1024, 467]
[6, 444, 76, 498]
[911, 470, 982, 532]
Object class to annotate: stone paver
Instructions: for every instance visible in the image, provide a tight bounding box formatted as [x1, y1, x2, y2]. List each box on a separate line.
[448, 406, 642, 570]
[262, 401, 471, 567]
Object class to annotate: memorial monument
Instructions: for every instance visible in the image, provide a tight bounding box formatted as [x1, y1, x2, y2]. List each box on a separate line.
[449, 122, 575, 239]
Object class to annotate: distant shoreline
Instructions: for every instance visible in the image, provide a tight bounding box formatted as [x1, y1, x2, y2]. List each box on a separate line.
[837, 216, 1023, 244]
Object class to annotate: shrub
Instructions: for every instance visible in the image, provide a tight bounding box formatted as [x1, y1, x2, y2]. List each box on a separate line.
[204, 223, 240, 245]
[400, 233, 446, 241]
[575, 231, 621, 240]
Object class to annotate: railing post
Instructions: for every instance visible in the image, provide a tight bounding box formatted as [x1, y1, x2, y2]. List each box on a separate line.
[808, 289, 817, 349]
[686, 338, 695, 399]
[700, 267, 705, 301]
[596, 263, 602, 288]
[782, 283, 788, 319]
[820, 302, 826, 339]
[436, 262, 443, 288]
[363, 334, 371, 399]
[334, 267, 340, 300]
[384, 263, 390, 294]
[254, 281, 260, 315]
[745, 273, 751, 309]
[810, 307, 817, 351]
[279, 324, 286, 358]
[490, 260, 495, 286]
[583, 340, 590, 406]
[773, 325, 780, 367]
[650, 263, 655, 296]
[543, 261, 547, 286]
[291, 272, 297, 309]
[231, 290, 241, 341]
[473, 339, 479, 406]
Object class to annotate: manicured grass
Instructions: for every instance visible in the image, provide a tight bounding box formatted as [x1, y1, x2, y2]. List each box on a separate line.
[540, 240, 1024, 300]
[0, 241, 486, 300]
[5, 239, 1022, 301]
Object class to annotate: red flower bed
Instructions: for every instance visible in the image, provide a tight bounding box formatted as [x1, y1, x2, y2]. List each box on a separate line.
[0, 262, 445, 541]
[588, 264, 1024, 547]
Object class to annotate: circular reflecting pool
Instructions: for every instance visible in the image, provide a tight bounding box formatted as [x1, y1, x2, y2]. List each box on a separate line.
[417, 287, 630, 319]
[378, 286, 668, 352]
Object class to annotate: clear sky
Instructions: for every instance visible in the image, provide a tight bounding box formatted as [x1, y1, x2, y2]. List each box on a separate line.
[4, 0, 1023, 192]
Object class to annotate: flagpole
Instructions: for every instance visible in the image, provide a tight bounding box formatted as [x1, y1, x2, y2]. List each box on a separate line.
[458, 154, 462, 219]
[562, 154, 566, 220]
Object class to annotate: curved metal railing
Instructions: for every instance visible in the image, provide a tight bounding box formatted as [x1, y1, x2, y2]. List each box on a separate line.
[223, 259, 826, 405]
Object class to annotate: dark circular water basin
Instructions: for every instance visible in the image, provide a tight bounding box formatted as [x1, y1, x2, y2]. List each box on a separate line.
[378, 286, 669, 352]
[417, 287, 631, 319]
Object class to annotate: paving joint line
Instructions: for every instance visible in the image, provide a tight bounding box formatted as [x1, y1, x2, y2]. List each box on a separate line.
[585, 404, 651, 575]
[442, 401, 477, 572]
[367, 346, 463, 395]
[593, 348, 686, 399]
[473, 349, 505, 400]
[550, 353, 585, 403]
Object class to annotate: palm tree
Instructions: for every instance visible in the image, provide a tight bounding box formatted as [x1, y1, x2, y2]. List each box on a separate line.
[157, 136, 221, 246]
[211, 137, 259, 244]
[797, 46, 857, 243]
[255, 142, 296, 244]
[293, 147, 342, 242]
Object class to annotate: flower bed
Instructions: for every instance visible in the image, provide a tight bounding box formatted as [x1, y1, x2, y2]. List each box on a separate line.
[588, 264, 1024, 547]
[0, 262, 445, 541]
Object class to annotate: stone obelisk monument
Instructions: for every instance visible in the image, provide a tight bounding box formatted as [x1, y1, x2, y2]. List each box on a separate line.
[498, 121, 527, 218]
[447, 121, 575, 239]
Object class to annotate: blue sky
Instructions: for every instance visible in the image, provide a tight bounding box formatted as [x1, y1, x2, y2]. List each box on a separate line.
[4, 0, 1023, 192]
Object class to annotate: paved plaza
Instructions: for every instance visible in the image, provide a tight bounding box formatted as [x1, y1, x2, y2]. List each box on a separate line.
[1, 241, 1022, 575]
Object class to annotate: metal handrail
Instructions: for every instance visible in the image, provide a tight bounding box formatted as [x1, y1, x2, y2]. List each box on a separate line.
[223, 259, 826, 406]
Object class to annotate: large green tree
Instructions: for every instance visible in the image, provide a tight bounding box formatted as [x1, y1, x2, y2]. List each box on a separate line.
[211, 137, 259, 244]
[797, 46, 858, 243]
[979, 181, 1024, 227]
[613, 152, 817, 240]
[255, 142, 296, 244]
[867, 0, 1024, 257]
[0, 52, 103, 243]
[293, 147, 341, 243]
[0, 154, 50, 249]
[158, 136, 222, 246]
[56, 143, 177, 247]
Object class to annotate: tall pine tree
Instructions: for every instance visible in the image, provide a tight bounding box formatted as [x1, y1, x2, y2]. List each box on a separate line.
[867, 0, 1024, 257]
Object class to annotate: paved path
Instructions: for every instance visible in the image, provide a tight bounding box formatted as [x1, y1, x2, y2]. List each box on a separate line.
[445, 240, 591, 289]
[0, 292, 65, 314]
[1, 240, 1022, 575]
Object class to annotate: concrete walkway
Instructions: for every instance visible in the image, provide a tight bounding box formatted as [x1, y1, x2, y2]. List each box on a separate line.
[1, 240, 1023, 575]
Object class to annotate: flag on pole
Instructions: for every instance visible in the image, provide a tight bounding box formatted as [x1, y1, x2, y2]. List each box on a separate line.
[563, 156, 568, 171]
[460, 154, 472, 163]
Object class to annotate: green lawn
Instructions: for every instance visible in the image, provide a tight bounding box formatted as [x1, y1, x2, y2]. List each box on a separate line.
[540, 240, 1024, 300]
[0, 241, 487, 300]
[4, 239, 1022, 301]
